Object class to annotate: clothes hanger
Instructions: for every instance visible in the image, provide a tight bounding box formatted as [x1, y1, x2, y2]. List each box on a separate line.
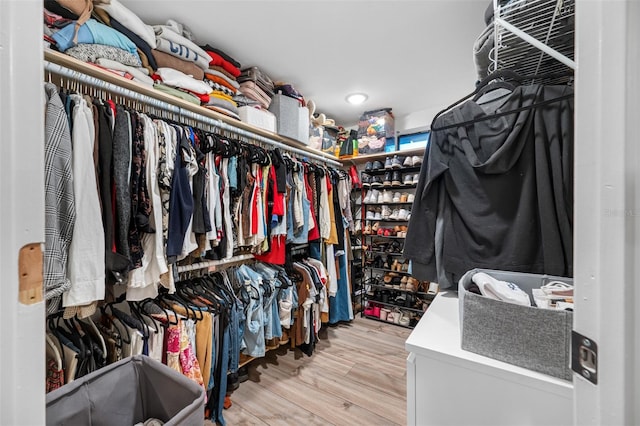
[139, 297, 177, 326]
[430, 69, 575, 132]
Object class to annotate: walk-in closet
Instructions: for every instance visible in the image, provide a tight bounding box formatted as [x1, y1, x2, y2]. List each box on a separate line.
[1, 1, 639, 426]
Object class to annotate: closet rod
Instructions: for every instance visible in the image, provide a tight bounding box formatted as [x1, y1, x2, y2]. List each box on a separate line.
[176, 254, 255, 273]
[43, 60, 343, 167]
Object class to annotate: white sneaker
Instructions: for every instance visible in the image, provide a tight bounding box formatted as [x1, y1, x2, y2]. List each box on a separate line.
[412, 173, 420, 184]
[382, 190, 393, 203]
[377, 191, 385, 204]
[389, 208, 400, 220]
[407, 193, 415, 203]
[392, 192, 402, 203]
[381, 205, 392, 219]
[403, 156, 413, 167]
[397, 208, 409, 220]
[412, 155, 423, 166]
[366, 208, 375, 220]
[373, 208, 382, 220]
[364, 189, 380, 204]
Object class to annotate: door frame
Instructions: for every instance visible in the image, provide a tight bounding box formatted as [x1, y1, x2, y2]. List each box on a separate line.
[0, 0, 46, 424]
[573, 0, 640, 424]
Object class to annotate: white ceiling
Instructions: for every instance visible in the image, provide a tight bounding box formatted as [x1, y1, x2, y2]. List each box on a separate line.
[125, 0, 490, 128]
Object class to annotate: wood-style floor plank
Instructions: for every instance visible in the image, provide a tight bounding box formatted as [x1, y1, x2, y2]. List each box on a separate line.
[222, 316, 411, 426]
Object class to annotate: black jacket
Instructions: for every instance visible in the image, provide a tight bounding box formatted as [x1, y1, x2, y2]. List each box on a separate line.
[404, 84, 574, 288]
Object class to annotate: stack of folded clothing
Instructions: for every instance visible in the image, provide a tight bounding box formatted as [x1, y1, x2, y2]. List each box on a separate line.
[200, 44, 242, 119]
[92, 0, 158, 76]
[45, 0, 154, 87]
[151, 19, 209, 74]
[237, 66, 275, 110]
[152, 67, 212, 106]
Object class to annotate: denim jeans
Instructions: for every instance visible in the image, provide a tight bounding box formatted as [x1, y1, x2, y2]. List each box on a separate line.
[236, 265, 265, 357]
[213, 313, 230, 426]
[252, 264, 282, 340]
[228, 301, 243, 374]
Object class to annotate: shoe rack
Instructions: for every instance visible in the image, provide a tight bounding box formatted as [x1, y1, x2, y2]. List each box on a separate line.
[358, 153, 437, 329]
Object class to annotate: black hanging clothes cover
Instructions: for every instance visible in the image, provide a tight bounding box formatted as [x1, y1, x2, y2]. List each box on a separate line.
[404, 84, 574, 288]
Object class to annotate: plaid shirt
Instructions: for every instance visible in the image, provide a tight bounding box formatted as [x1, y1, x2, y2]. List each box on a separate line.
[44, 83, 76, 313]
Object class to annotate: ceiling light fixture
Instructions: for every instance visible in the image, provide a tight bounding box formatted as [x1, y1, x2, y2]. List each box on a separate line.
[346, 93, 368, 105]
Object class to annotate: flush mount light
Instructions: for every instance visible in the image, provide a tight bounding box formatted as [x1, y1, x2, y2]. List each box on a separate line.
[345, 93, 368, 105]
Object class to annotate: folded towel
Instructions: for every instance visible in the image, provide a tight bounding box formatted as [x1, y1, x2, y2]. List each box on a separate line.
[153, 83, 200, 105]
[155, 67, 211, 94]
[95, 58, 153, 85]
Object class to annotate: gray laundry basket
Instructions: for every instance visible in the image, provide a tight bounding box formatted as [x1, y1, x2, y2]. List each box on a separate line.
[46, 355, 205, 426]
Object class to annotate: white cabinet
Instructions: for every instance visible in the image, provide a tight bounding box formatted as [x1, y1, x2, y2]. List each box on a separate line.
[405, 292, 573, 426]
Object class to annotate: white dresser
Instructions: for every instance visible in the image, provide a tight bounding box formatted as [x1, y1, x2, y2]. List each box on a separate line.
[405, 292, 573, 426]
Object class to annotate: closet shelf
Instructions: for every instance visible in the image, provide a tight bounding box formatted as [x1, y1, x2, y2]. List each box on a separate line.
[363, 166, 422, 175]
[364, 300, 424, 313]
[362, 315, 415, 329]
[345, 147, 426, 165]
[44, 49, 343, 167]
[176, 254, 255, 274]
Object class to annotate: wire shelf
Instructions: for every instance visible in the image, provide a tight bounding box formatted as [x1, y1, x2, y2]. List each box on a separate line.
[492, 0, 575, 83]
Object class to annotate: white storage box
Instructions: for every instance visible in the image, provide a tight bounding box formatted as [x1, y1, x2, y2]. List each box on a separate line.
[458, 268, 574, 381]
[238, 106, 277, 133]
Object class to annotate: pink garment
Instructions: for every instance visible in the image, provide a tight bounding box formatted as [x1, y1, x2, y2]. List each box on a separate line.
[165, 323, 182, 374]
[166, 319, 205, 396]
[178, 320, 205, 390]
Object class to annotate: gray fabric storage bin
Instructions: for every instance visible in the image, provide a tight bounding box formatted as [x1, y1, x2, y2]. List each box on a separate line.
[268, 93, 309, 143]
[46, 355, 205, 426]
[458, 268, 573, 381]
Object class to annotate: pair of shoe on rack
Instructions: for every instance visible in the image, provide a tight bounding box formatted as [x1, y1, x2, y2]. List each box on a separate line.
[390, 258, 409, 272]
[392, 192, 415, 203]
[363, 188, 392, 204]
[364, 160, 385, 171]
[366, 207, 384, 221]
[382, 171, 403, 186]
[385, 239, 403, 253]
[375, 226, 399, 237]
[364, 175, 384, 187]
[402, 155, 423, 167]
[401, 173, 420, 186]
[387, 207, 411, 221]
[401, 276, 420, 292]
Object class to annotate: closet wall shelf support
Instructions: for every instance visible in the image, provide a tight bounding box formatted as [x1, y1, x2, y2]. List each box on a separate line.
[494, 17, 576, 69]
[176, 254, 255, 274]
[43, 50, 343, 167]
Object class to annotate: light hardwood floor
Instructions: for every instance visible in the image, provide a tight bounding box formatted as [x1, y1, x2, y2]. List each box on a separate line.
[220, 316, 412, 426]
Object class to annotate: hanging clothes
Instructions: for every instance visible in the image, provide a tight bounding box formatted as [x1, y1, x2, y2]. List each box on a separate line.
[43, 83, 76, 314]
[404, 84, 574, 288]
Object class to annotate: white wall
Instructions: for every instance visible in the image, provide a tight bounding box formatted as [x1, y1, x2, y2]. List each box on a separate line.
[395, 106, 442, 133]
